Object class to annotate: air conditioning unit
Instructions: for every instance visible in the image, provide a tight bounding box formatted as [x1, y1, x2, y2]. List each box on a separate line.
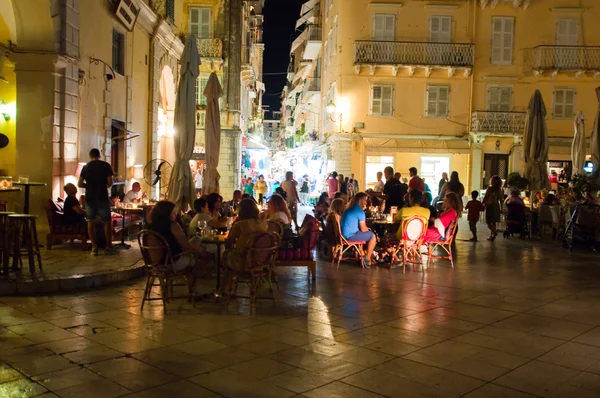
[115, 0, 140, 31]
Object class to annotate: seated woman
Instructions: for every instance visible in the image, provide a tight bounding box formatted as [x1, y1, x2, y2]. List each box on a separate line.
[63, 183, 87, 225]
[314, 192, 330, 220]
[423, 192, 462, 243]
[324, 198, 345, 243]
[147, 201, 205, 273]
[216, 199, 268, 298]
[261, 194, 291, 225]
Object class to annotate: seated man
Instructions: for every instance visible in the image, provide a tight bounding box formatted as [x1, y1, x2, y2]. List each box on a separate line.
[223, 190, 242, 215]
[395, 190, 430, 241]
[339, 192, 377, 268]
[188, 198, 213, 236]
[63, 183, 87, 225]
[123, 182, 141, 204]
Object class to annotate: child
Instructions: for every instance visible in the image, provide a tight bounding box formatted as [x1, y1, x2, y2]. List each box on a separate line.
[244, 177, 254, 198]
[465, 190, 484, 242]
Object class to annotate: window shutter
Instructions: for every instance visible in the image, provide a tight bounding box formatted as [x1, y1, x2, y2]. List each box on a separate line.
[553, 89, 564, 119]
[382, 85, 393, 116]
[430, 15, 452, 43]
[491, 17, 514, 65]
[499, 87, 512, 111]
[503, 18, 514, 64]
[438, 86, 449, 117]
[373, 14, 384, 40]
[426, 87, 437, 117]
[565, 89, 575, 118]
[200, 8, 211, 38]
[374, 14, 395, 41]
[384, 15, 395, 41]
[556, 19, 579, 45]
[372, 85, 382, 115]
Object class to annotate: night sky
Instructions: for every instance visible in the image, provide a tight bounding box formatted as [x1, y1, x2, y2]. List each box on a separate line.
[262, 0, 305, 118]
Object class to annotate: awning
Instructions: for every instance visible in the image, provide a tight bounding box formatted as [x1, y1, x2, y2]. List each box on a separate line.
[300, 0, 318, 16]
[290, 29, 307, 53]
[296, 8, 315, 29]
[364, 137, 471, 154]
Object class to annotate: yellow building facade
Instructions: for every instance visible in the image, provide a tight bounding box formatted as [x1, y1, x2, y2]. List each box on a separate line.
[291, 0, 600, 197]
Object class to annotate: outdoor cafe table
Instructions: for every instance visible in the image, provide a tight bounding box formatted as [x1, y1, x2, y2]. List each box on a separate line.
[201, 233, 227, 291]
[13, 182, 46, 214]
[111, 206, 143, 249]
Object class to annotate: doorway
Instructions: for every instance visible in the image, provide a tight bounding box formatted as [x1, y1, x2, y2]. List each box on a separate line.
[420, 156, 450, 198]
[366, 155, 394, 190]
[483, 154, 509, 188]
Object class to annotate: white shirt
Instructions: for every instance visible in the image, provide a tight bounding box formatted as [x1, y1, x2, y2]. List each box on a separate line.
[195, 173, 203, 189]
[268, 211, 290, 225]
[122, 190, 138, 204]
[281, 180, 298, 205]
[188, 213, 213, 236]
[374, 180, 384, 193]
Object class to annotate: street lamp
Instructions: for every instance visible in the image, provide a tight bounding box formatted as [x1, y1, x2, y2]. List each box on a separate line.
[325, 100, 343, 133]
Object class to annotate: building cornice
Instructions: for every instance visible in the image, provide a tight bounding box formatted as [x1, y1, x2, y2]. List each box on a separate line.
[137, 1, 184, 59]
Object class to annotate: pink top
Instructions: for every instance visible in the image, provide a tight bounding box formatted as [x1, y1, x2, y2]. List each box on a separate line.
[550, 175, 558, 183]
[327, 177, 338, 197]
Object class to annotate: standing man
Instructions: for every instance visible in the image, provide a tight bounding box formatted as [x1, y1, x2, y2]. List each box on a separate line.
[383, 166, 406, 213]
[327, 171, 339, 199]
[373, 171, 385, 193]
[78, 148, 116, 256]
[408, 167, 425, 192]
[350, 173, 359, 194]
[438, 172, 448, 195]
[195, 169, 203, 197]
[281, 171, 300, 230]
[340, 192, 377, 268]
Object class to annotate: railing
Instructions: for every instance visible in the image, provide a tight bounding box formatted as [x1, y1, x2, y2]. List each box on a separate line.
[471, 111, 527, 134]
[354, 40, 474, 67]
[196, 109, 240, 130]
[525, 45, 600, 71]
[306, 24, 322, 41]
[196, 38, 223, 58]
[305, 77, 321, 92]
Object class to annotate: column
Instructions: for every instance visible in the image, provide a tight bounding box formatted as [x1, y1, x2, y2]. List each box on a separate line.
[510, 137, 523, 175]
[470, 145, 483, 192]
[218, 129, 242, 200]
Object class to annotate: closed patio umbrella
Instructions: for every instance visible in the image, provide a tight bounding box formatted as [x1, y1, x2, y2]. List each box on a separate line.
[572, 111, 586, 175]
[167, 34, 200, 211]
[202, 72, 223, 195]
[591, 87, 600, 181]
[523, 90, 550, 193]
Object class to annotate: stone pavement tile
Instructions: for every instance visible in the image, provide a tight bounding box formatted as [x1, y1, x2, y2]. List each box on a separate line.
[302, 381, 385, 398]
[299, 356, 366, 380]
[132, 347, 222, 378]
[463, 294, 546, 313]
[298, 339, 356, 357]
[108, 336, 165, 355]
[462, 383, 538, 397]
[404, 340, 530, 381]
[538, 341, 600, 372]
[87, 357, 177, 392]
[0, 378, 48, 397]
[268, 346, 330, 367]
[453, 325, 564, 359]
[37, 336, 97, 355]
[83, 310, 142, 329]
[235, 337, 294, 356]
[171, 338, 230, 356]
[0, 328, 36, 351]
[65, 301, 112, 315]
[331, 347, 395, 367]
[45, 315, 118, 334]
[125, 324, 199, 346]
[364, 339, 421, 357]
[573, 326, 600, 347]
[494, 313, 594, 340]
[54, 378, 131, 398]
[189, 368, 297, 398]
[429, 303, 516, 324]
[548, 384, 600, 398]
[122, 379, 221, 398]
[333, 330, 385, 347]
[210, 329, 264, 346]
[495, 360, 581, 396]
[271, 330, 324, 347]
[30, 309, 81, 322]
[229, 357, 293, 379]
[32, 366, 104, 391]
[563, 372, 600, 394]
[84, 329, 139, 345]
[262, 368, 334, 394]
[0, 363, 23, 384]
[376, 292, 452, 312]
[8, 353, 76, 378]
[63, 345, 123, 365]
[197, 346, 259, 367]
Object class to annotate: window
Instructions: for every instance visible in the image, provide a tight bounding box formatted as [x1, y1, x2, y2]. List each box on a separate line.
[196, 74, 222, 107]
[556, 19, 579, 45]
[166, 0, 175, 23]
[189, 7, 211, 39]
[426, 85, 449, 117]
[112, 30, 125, 75]
[371, 85, 394, 116]
[487, 85, 512, 112]
[429, 15, 452, 43]
[552, 87, 576, 120]
[491, 16, 514, 65]
[373, 14, 395, 41]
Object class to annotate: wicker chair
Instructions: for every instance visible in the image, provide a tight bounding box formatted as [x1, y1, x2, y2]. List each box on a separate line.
[226, 231, 279, 308]
[393, 216, 428, 271]
[427, 219, 458, 267]
[330, 215, 365, 268]
[138, 230, 197, 313]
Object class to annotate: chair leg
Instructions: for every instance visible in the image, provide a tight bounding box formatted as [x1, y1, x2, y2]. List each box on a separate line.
[31, 219, 41, 270]
[140, 275, 153, 310]
[310, 263, 316, 280]
[448, 245, 454, 267]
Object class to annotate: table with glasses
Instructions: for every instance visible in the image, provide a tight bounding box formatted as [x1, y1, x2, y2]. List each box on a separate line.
[200, 232, 228, 291]
[13, 182, 46, 214]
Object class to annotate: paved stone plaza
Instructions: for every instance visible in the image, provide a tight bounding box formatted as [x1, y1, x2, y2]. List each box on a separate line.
[2, 222, 600, 397]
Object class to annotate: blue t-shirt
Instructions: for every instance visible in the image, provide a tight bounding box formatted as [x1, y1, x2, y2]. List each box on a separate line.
[340, 203, 365, 238]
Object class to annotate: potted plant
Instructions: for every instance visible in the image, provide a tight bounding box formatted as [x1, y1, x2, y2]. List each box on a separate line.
[507, 172, 529, 193]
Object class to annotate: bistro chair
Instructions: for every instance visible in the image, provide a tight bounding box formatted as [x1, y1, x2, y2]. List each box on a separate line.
[266, 221, 284, 288]
[330, 215, 365, 268]
[138, 230, 196, 313]
[393, 216, 428, 271]
[226, 231, 279, 309]
[427, 219, 458, 268]
[0, 211, 15, 275]
[8, 214, 42, 274]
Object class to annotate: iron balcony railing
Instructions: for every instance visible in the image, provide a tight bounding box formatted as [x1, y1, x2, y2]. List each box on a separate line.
[306, 24, 322, 41]
[354, 40, 474, 66]
[471, 111, 527, 134]
[525, 45, 600, 71]
[196, 38, 223, 58]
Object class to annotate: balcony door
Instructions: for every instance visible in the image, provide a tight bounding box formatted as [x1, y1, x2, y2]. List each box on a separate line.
[373, 14, 395, 63]
[483, 154, 509, 188]
[428, 15, 452, 65]
[555, 19, 579, 68]
[190, 7, 211, 39]
[487, 86, 512, 112]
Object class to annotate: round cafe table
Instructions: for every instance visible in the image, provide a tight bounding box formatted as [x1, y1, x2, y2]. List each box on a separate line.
[111, 206, 143, 249]
[13, 182, 46, 214]
[201, 233, 228, 291]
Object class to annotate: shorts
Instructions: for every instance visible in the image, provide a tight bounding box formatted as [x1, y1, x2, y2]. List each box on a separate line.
[86, 202, 111, 222]
[345, 230, 375, 242]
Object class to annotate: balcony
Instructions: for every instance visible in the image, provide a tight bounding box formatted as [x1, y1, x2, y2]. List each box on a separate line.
[354, 40, 474, 77]
[196, 38, 223, 59]
[471, 111, 527, 135]
[196, 109, 240, 130]
[525, 45, 600, 77]
[303, 25, 322, 60]
[305, 77, 321, 93]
